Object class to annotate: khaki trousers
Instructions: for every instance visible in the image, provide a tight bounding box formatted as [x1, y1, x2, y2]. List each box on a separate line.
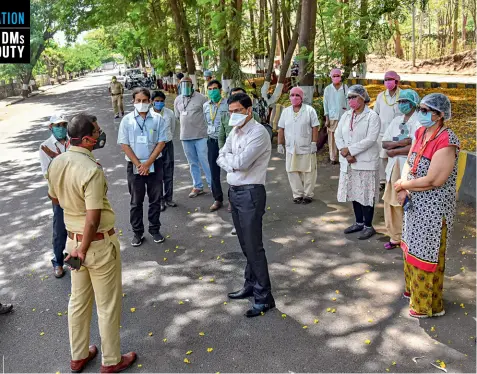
[327, 120, 339, 162]
[287, 156, 317, 199]
[111, 95, 124, 115]
[67, 233, 122, 366]
[384, 202, 403, 242]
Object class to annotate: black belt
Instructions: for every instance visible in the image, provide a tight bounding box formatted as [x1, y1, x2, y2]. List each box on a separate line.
[111, 93, 122, 96]
[230, 184, 263, 191]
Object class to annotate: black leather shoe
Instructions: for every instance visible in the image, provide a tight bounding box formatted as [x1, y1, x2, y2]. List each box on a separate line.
[166, 200, 177, 207]
[358, 226, 376, 240]
[228, 288, 253, 299]
[244, 301, 276, 318]
[344, 223, 365, 234]
[160, 201, 166, 212]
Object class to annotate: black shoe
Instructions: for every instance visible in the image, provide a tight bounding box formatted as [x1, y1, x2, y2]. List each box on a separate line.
[358, 226, 376, 240]
[293, 197, 303, 204]
[121, 112, 125, 116]
[152, 232, 165, 243]
[244, 301, 276, 318]
[228, 288, 254, 299]
[131, 234, 144, 247]
[165, 200, 177, 207]
[302, 197, 313, 204]
[160, 201, 166, 212]
[0, 303, 13, 314]
[114, 114, 120, 119]
[344, 223, 365, 234]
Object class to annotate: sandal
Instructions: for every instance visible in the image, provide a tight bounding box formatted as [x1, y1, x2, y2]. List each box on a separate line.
[384, 241, 400, 250]
[293, 197, 303, 204]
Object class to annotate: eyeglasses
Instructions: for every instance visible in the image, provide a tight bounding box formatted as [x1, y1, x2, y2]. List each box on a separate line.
[347, 95, 359, 100]
[229, 108, 247, 114]
[418, 107, 439, 115]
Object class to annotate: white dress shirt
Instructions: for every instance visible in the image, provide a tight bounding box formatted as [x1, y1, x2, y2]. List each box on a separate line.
[278, 104, 320, 155]
[323, 83, 349, 120]
[374, 89, 402, 136]
[150, 107, 177, 142]
[217, 119, 271, 186]
[39, 134, 68, 177]
[382, 111, 421, 182]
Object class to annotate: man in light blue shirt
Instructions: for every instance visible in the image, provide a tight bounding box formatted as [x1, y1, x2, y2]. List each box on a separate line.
[203, 79, 229, 212]
[118, 87, 168, 247]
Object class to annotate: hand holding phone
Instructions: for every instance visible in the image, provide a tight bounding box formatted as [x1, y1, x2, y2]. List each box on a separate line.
[64, 253, 82, 270]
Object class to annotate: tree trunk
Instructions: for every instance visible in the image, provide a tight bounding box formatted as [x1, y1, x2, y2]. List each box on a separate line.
[230, 0, 243, 66]
[452, 0, 459, 53]
[418, 10, 424, 58]
[249, 0, 257, 60]
[462, 7, 467, 46]
[278, 0, 302, 84]
[394, 19, 405, 59]
[258, 0, 265, 72]
[281, 0, 291, 51]
[264, 0, 271, 57]
[265, 0, 278, 82]
[177, 35, 187, 72]
[298, 0, 317, 102]
[412, 3, 416, 66]
[169, 0, 196, 76]
[277, 17, 285, 62]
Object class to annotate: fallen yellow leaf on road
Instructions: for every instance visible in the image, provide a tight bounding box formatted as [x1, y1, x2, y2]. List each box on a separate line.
[32, 308, 36, 312]
[385, 369, 390, 372]
[364, 339, 371, 344]
[223, 302, 227, 305]
[199, 332, 205, 336]
[175, 245, 179, 249]
[292, 268, 296, 272]
[186, 350, 193, 355]
[460, 303, 465, 308]
[331, 308, 336, 313]
[314, 319, 319, 324]
[431, 326, 435, 332]
[187, 211, 191, 214]
[183, 358, 191, 364]
[122, 293, 126, 297]
[297, 220, 302, 223]
[281, 314, 287, 318]
[221, 240, 224, 244]
[210, 278, 215, 282]
[165, 249, 170, 253]
[207, 348, 214, 352]
[368, 319, 373, 323]
[130, 308, 136, 312]
[163, 338, 167, 342]
[267, 206, 271, 210]
[148, 332, 153, 336]
[204, 226, 207, 229]
[137, 364, 142, 368]
[327, 308, 331, 312]
[40, 332, 45, 336]
[392, 361, 396, 366]
[440, 361, 446, 369]
[332, 297, 337, 301]
[200, 249, 204, 252]
[335, 290, 340, 294]
[166, 235, 170, 238]
[208, 235, 212, 238]
[163, 258, 167, 261]
[217, 256, 221, 259]
[260, 311, 264, 316]
[303, 325, 308, 329]
[57, 312, 62, 316]
[311, 239, 315, 243]
[199, 276, 203, 280]
[179, 301, 184, 305]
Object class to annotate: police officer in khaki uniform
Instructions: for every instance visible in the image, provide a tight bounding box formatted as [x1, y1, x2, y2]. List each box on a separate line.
[109, 76, 124, 119]
[47, 113, 136, 373]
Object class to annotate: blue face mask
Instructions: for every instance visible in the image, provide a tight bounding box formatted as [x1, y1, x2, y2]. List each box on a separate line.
[418, 110, 437, 128]
[153, 101, 165, 111]
[398, 102, 412, 115]
[52, 126, 67, 140]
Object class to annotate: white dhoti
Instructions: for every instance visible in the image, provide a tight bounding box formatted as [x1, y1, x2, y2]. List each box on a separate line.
[286, 152, 317, 199]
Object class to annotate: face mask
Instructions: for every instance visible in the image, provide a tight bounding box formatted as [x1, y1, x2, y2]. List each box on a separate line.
[332, 76, 341, 84]
[348, 98, 360, 110]
[418, 111, 437, 128]
[229, 112, 248, 127]
[153, 101, 165, 111]
[93, 130, 106, 150]
[52, 126, 67, 140]
[134, 103, 150, 113]
[398, 102, 412, 114]
[208, 89, 222, 103]
[290, 95, 302, 106]
[384, 80, 396, 91]
[181, 82, 192, 96]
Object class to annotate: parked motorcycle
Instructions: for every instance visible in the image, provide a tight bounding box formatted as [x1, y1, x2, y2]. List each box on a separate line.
[125, 76, 157, 90]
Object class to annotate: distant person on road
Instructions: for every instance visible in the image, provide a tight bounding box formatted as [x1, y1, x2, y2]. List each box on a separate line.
[203, 70, 213, 93]
[176, 72, 184, 94]
[150, 90, 178, 211]
[109, 76, 124, 119]
[335, 85, 381, 240]
[203, 79, 228, 212]
[39, 113, 69, 279]
[217, 93, 274, 318]
[174, 76, 211, 198]
[394, 93, 459, 318]
[0, 302, 13, 314]
[323, 68, 349, 164]
[381, 89, 421, 250]
[277, 86, 320, 204]
[47, 113, 137, 373]
[118, 87, 168, 247]
[374, 71, 402, 184]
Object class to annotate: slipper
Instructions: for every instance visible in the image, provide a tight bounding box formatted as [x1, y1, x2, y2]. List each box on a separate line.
[384, 241, 400, 250]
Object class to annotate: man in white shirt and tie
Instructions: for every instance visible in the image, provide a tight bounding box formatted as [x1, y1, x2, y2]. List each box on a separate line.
[39, 113, 69, 278]
[217, 93, 274, 318]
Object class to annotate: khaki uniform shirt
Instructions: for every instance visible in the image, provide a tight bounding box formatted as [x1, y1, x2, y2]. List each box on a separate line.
[47, 146, 116, 234]
[110, 81, 124, 95]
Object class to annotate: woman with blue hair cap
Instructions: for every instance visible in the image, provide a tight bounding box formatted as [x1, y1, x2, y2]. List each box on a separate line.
[381, 89, 421, 250]
[394, 92, 459, 318]
[335, 84, 381, 240]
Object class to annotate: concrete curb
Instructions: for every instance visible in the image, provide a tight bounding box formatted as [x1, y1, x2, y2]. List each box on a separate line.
[457, 150, 476, 207]
[325, 78, 476, 89]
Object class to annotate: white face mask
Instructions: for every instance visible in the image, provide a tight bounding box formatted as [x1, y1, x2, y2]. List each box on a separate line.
[134, 103, 150, 113]
[229, 112, 248, 127]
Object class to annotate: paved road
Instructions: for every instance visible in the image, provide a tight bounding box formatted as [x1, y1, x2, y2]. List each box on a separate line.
[0, 73, 475, 373]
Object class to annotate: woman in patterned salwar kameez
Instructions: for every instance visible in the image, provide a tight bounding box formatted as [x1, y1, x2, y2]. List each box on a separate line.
[394, 93, 459, 318]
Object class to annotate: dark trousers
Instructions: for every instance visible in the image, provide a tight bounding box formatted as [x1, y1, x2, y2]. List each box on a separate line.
[207, 138, 224, 202]
[52, 203, 67, 267]
[229, 184, 273, 304]
[352, 201, 375, 227]
[127, 159, 164, 236]
[162, 141, 174, 202]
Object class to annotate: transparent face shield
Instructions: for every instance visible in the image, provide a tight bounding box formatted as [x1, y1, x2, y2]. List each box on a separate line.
[180, 81, 193, 96]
